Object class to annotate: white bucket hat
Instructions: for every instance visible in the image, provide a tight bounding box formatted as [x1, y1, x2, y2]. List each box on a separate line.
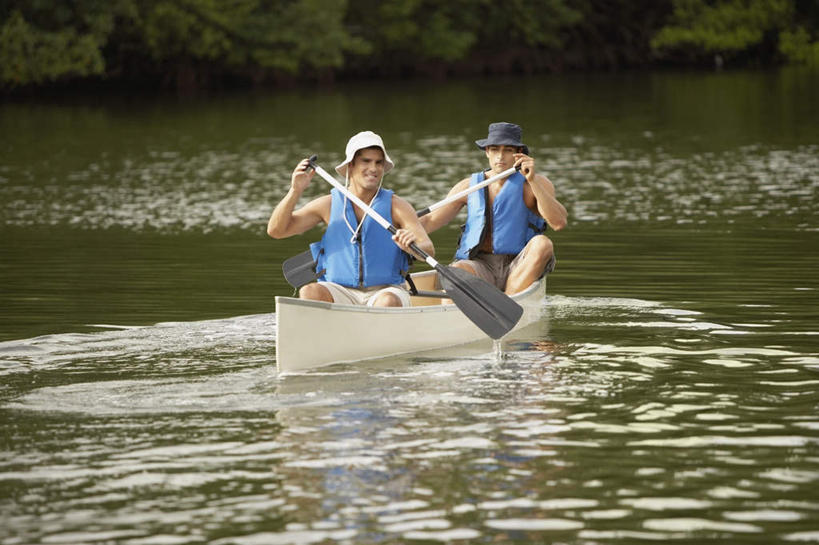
[335, 131, 395, 176]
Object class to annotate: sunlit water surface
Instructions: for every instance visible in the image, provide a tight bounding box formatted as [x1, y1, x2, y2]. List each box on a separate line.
[1, 69, 818, 544]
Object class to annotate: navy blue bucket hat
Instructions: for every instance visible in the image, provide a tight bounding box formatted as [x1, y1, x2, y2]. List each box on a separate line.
[475, 122, 529, 155]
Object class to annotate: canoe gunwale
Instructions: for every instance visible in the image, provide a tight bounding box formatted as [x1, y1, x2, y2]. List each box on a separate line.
[273, 297, 451, 314]
[274, 271, 543, 314]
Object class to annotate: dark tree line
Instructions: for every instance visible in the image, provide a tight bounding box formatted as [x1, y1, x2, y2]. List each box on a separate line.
[1, 0, 817, 93]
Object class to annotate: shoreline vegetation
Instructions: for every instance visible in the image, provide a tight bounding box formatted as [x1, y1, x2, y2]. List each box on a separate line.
[2, 0, 818, 96]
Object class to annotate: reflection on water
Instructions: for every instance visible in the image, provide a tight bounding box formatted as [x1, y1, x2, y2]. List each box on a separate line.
[1, 69, 818, 543]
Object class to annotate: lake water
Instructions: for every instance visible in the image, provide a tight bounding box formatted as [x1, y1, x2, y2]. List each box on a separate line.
[1, 68, 818, 544]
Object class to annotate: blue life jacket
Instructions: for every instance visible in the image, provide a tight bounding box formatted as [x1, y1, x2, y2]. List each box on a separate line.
[310, 188, 409, 288]
[454, 171, 546, 260]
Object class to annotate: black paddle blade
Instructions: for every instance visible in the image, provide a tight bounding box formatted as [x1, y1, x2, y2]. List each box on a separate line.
[438, 266, 523, 339]
[282, 249, 318, 288]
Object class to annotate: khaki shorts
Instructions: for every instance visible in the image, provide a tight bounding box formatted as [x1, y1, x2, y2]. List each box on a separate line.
[453, 251, 556, 291]
[318, 282, 411, 307]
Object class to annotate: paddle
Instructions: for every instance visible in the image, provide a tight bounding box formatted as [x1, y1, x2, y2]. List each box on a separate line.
[283, 163, 522, 287]
[306, 155, 522, 339]
[282, 249, 319, 289]
[415, 164, 520, 217]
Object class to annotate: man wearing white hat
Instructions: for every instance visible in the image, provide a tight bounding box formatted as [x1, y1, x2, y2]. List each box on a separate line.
[420, 122, 567, 295]
[267, 131, 434, 307]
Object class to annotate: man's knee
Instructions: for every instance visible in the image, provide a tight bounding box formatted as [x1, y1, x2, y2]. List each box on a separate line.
[528, 235, 554, 262]
[299, 283, 333, 302]
[452, 261, 477, 275]
[371, 292, 402, 307]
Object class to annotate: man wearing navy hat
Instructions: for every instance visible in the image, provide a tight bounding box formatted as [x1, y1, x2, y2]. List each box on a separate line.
[420, 122, 567, 294]
[268, 131, 434, 307]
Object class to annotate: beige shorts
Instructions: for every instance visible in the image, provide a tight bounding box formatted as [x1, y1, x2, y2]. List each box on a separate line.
[453, 251, 556, 291]
[318, 282, 411, 307]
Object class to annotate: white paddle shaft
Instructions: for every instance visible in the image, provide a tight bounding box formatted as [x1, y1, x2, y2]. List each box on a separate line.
[310, 159, 442, 268]
[418, 165, 519, 216]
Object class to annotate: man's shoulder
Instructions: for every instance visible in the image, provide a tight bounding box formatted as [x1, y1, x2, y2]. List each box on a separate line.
[454, 176, 472, 191]
[304, 194, 332, 219]
[390, 192, 414, 212]
[311, 193, 333, 208]
[390, 193, 423, 226]
[530, 173, 555, 192]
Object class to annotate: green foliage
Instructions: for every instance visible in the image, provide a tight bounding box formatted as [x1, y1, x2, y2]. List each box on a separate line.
[779, 26, 819, 64]
[474, 0, 582, 51]
[136, 0, 364, 72]
[562, 0, 673, 69]
[346, 0, 478, 63]
[344, 0, 581, 74]
[287, 0, 370, 68]
[0, 5, 113, 86]
[652, 0, 794, 57]
[0, 0, 365, 88]
[419, 7, 475, 62]
[1, 0, 816, 92]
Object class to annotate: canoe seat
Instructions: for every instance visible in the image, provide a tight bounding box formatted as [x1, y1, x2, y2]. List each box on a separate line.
[406, 271, 446, 307]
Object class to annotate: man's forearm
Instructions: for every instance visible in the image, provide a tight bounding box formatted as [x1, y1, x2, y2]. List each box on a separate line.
[267, 188, 302, 238]
[531, 176, 567, 230]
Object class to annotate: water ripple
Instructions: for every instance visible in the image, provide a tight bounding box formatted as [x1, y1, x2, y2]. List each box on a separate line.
[2, 142, 816, 233]
[1, 293, 817, 544]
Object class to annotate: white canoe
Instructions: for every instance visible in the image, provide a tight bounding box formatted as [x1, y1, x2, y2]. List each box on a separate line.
[275, 271, 547, 374]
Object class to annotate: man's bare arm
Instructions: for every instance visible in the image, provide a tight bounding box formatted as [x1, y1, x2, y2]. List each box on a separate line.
[527, 174, 567, 230]
[392, 196, 435, 259]
[516, 154, 567, 231]
[267, 193, 329, 238]
[418, 178, 470, 233]
[267, 158, 329, 238]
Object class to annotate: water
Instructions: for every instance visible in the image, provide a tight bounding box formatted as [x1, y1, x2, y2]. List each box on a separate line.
[1, 68, 818, 543]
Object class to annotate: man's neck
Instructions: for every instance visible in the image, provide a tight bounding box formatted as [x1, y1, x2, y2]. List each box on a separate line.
[486, 168, 510, 186]
[345, 182, 380, 221]
[349, 180, 380, 202]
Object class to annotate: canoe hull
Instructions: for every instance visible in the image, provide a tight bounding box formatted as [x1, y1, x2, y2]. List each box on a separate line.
[275, 273, 546, 374]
